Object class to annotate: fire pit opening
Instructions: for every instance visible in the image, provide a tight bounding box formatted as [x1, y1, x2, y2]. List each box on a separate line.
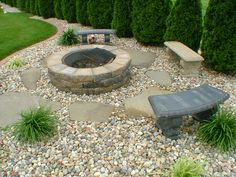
[63, 48, 116, 68]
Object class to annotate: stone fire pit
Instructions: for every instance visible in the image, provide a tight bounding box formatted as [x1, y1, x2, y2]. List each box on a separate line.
[46, 45, 131, 94]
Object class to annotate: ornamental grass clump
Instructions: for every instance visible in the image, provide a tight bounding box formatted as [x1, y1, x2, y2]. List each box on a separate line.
[197, 108, 236, 152]
[58, 28, 78, 46]
[164, 157, 205, 177]
[7, 58, 25, 69]
[14, 106, 58, 144]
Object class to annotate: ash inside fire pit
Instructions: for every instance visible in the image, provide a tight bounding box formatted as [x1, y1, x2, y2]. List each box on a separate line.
[63, 48, 116, 68]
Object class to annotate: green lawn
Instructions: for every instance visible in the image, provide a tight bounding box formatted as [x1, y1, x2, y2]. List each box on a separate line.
[0, 11, 57, 60]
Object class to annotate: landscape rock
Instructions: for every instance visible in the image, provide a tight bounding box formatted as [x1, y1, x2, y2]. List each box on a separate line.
[69, 102, 114, 122]
[124, 49, 156, 68]
[124, 87, 171, 118]
[0, 92, 61, 127]
[21, 68, 41, 89]
[146, 70, 172, 86]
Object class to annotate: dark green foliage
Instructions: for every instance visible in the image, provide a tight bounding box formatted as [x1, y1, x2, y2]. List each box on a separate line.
[58, 28, 79, 45]
[164, 0, 202, 51]
[6, 0, 13, 6]
[30, 0, 35, 14]
[132, 0, 171, 45]
[76, 0, 90, 26]
[87, 0, 114, 28]
[34, 0, 40, 15]
[61, 0, 76, 23]
[197, 108, 236, 152]
[25, 0, 31, 12]
[112, 0, 132, 37]
[16, 0, 25, 11]
[14, 106, 58, 143]
[12, 0, 17, 7]
[38, 0, 54, 18]
[54, 0, 63, 19]
[201, 0, 236, 75]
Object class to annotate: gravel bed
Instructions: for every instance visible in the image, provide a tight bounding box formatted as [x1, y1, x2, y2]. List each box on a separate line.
[0, 16, 236, 177]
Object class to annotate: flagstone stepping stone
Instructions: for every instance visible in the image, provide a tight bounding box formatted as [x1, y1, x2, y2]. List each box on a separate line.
[69, 102, 114, 122]
[124, 49, 156, 68]
[0, 92, 61, 128]
[146, 70, 172, 86]
[21, 68, 41, 89]
[124, 87, 171, 118]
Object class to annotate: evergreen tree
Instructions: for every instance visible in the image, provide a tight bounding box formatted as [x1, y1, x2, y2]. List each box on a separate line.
[12, 0, 17, 7]
[30, 0, 35, 14]
[38, 0, 54, 18]
[201, 0, 236, 75]
[54, 0, 63, 19]
[164, 0, 202, 51]
[87, 0, 114, 28]
[132, 0, 171, 45]
[61, 0, 76, 23]
[6, 0, 13, 6]
[25, 0, 31, 12]
[112, 0, 132, 37]
[34, 0, 40, 15]
[76, 0, 90, 26]
[16, 0, 25, 11]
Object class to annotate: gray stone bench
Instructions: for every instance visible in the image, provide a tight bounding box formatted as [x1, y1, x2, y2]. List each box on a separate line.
[164, 41, 204, 76]
[75, 29, 116, 44]
[148, 84, 230, 139]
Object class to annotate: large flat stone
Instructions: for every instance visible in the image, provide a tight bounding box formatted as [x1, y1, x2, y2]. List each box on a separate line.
[0, 92, 61, 128]
[124, 49, 156, 68]
[69, 102, 114, 122]
[21, 68, 41, 89]
[146, 70, 172, 86]
[125, 87, 171, 118]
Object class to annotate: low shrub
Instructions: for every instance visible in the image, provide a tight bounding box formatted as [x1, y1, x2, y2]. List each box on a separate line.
[58, 28, 78, 46]
[197, 108, 236, 152]
[14, 106, 58, 143]
[7, 58, 25, 69]
[164, 157, 205, 177]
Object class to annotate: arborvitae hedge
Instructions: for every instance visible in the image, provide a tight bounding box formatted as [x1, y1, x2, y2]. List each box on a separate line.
[54, 0, 63, 19]
[38, 0, 54, 18]
[76, 0, 90, 26]
[201, 0, 236, 75]
[16, 0, 25, 10]
[30, 0, 36, 14]
[132, 0, 171, 45]
[61, 0, 76, 23]
[164, 0, 202, 51]
[34, 0, 40, 15]
[112, 0, 132, 37]
[12, 0, 17, 6]
[25, 0, 31, 12]
[6, 0, 13, 6]
[87, 0, 114, 28]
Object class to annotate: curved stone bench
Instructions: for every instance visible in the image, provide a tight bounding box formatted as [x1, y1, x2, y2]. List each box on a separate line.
[148, 84, 230, 139]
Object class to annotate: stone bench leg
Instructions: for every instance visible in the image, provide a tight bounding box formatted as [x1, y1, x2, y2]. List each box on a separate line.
[81, 34, 88, 44]
[104, 34, 111, 43]
[180, 60, 202, 76]
[192, 106, 218, 122]
[156, 116, 183, 140]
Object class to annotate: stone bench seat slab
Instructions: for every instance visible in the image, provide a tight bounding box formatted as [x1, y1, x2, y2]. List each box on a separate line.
[76, 29, 116, 35]
[164, 41, 204, 62]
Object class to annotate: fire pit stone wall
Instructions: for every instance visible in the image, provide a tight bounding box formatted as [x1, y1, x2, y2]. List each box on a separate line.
[46, 45, 131, 94]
